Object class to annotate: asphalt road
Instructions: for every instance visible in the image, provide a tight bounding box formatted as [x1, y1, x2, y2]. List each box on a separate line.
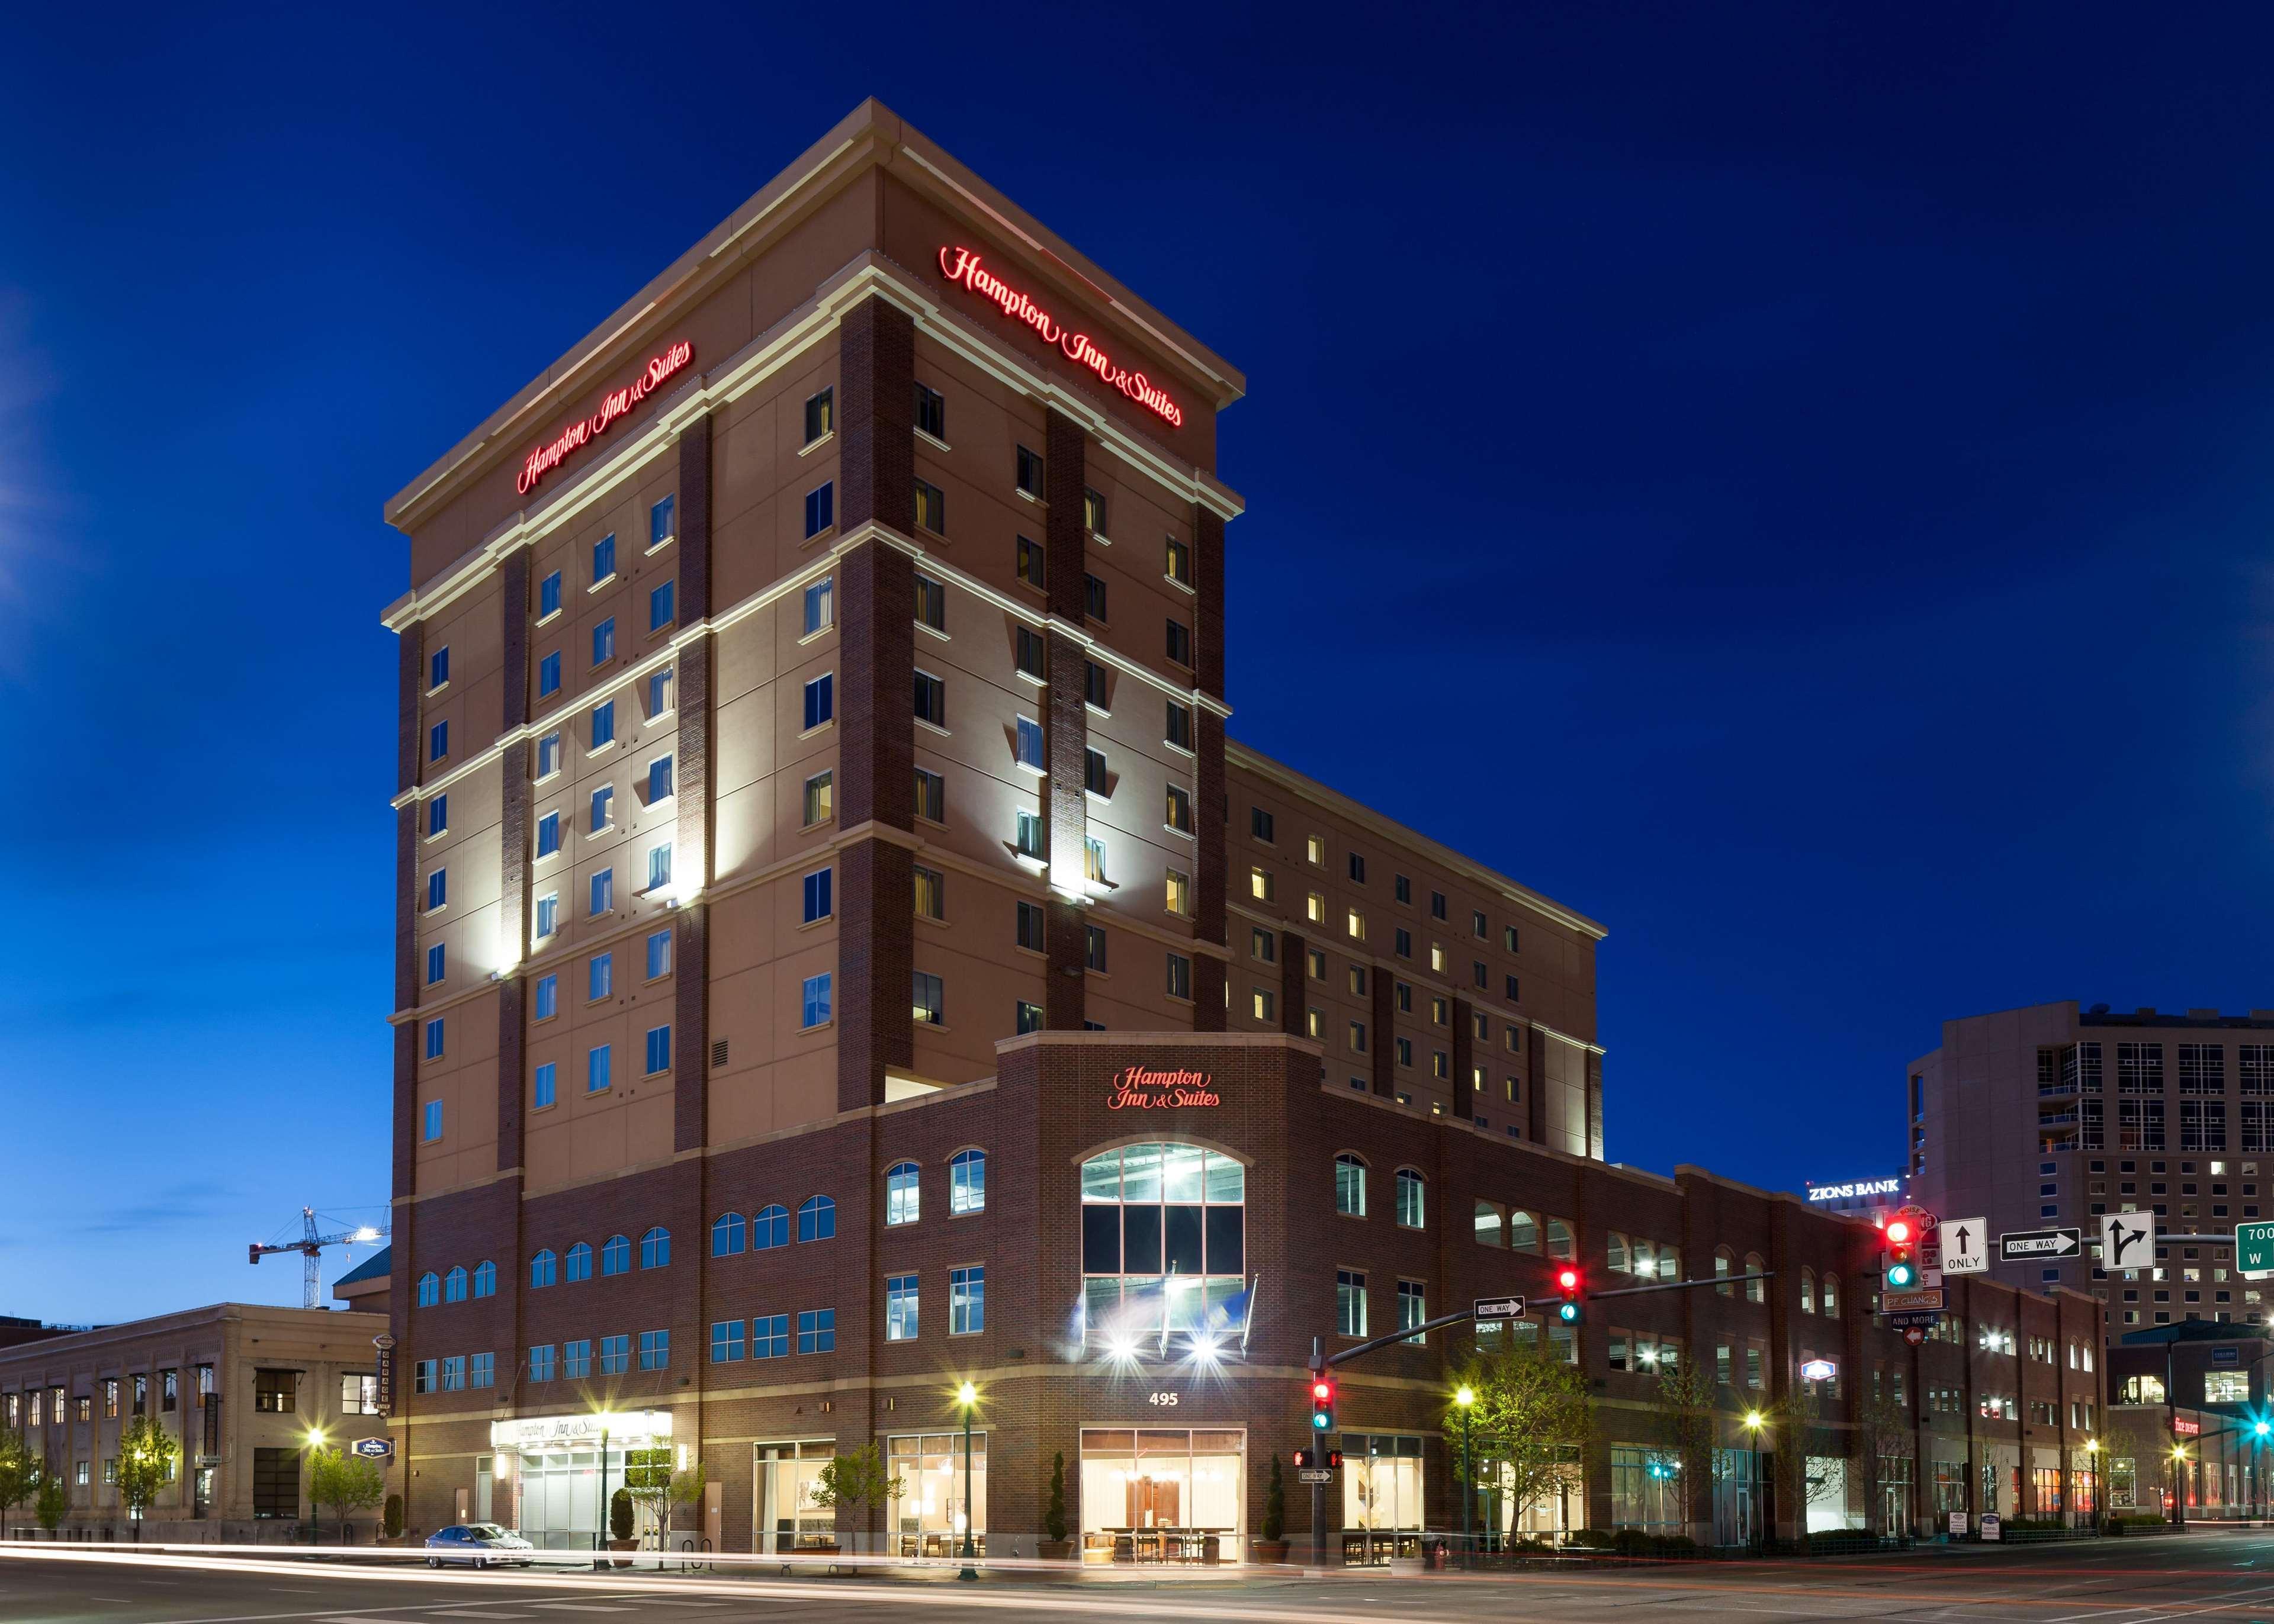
[11, 1529, 2274, 1623]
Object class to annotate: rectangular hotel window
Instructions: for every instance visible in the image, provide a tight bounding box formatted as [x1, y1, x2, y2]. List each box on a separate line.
[1394, 874, 1411, 903]
[1017, 899, 1046, 952]
[1432, 1051, 1450, 1079]
[799, 1309, 836, 1355]
[1308, 835, 1326, 865]
[1396, 983, 1412, 1013]
[1473, 909, 1488, 938]
[1253, 988, 1276, 1022]
[804, 673, 834, 729]
[1085, 925, 1107, 973]
[1084, 747, 1108, 796]
[1349, 966, 1367, 995]
[1430, 891, 1447, 920]
[1166, 536, 1192, 586]
[915, 573, 946, 632]
[540, 570, 562, 618]
[1014, 809, 1044, 859]
[593, 533, 616, 584]
[1084, 573, 1107, 621]
[424, 943, 444, 986]
[645, 1024, 671, 1075]
[590, 952, 613, 1001]
[1473, 960, 1489, 989]
[650, 495, 675, 549]
[535, 892, 558, 938]
[1016, 444, 1044, 497]
[647, 580, 675, 631]
[914, 864, 945, 920]
[804, 387, 833, 443]
[1505, 925, 1519, 953]
[429, 645, 449, 689]
[803, 577, 834, 636]
[537, 731, 561, 777]
[590, 867, 614, 915]
[1394, 927, 1412, 959]
[1251, 806, 1275, 842]
[1506, 975, 1521, 1002]
[1083, 485, 1106, 536]
[1308, 948, 1326, 980]
[1166, 700, 1193, 750]
[591, 783, 614, 830]
[1252, 927, 1277, 963]
[1349, 853, 1367, 883]
[592, 616, 615, 665]
[1165, 868, 1191, 916]
[1505, 1023, 1521, 1051]
[913, 972, 944, 1025]
[1306, 890, 1325, 924]
[802, 973, 832, 1028]
[424, 1017, 444, 1059]
[1167, 952, 1192, 1000]
[1017, 1001, 1043, 1034]
[1085, 660, 1109, 709]
[537, 811, 561, 857]
[535, 974, 557, 1020]
[647, 928, 672, 980]
[1250, 866, 1274, 902]
[805, 481, 834, 538]
[914, 766, 945, 823]
[914, 382, 945, 440]
[426, 867, 448, 910]
[950, 1266, 985, 1334]
[1016, 536, 1046, 590]
[428, 795, 447, 837]
[1084, 837, 1107, 883]
[802, 867, 833, 924]
[1165, 784, 1193, 833]
[538, 650, 560, 697]
[1430, 943, 1446, 972]
[1016, 626, 1045, 679]
[1349, 1021, 1367, 1053]
[1337, 1270, 1367, 1337]
[428, 720, 448, 761]
[886, 1275, 919, 1342]
[803, 770, 833, 827]
[913, 670, 945, 727]
[587, 1044, 612, 1094]
[648, 754, 674, 802]
[1165, 618, 1192, 666]
[1395, 1037, 1413, 1068]
[535, 1062, 557, 1111]
[422, 1100, 442, 1142]
[914, 480, 945, 534]
[1348, 907, 1366, 941]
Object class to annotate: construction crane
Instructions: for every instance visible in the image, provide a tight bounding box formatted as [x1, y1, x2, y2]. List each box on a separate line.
[249, 1208, 387, 1309]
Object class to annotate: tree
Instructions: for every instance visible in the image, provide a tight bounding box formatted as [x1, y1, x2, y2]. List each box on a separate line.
[115, 1417, 179, 1538]
[808, 1443, 903, 1547]
[0, 1432, 39, 1532]
[1647, 1361, 1720, 1543]
[34, 1469, 68, 1535]
[624, 1448, 672, 1546]
[1259, 1453, 1284, 1545]
[1443, 1330, 1592, 1541]
[667, 1459, 708, 1554]
[1045, 1451, 1070, 1545]
[383, 1493, 404, 1540]
[308, 1447, 385, 1545]
[1851, 1383, 1913, 1538]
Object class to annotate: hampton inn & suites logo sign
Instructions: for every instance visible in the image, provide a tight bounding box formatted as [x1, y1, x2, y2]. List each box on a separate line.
[517, 340, 695, 495]
[937, 246, 1183, 429]
[1106, 1066, 1220, 1111]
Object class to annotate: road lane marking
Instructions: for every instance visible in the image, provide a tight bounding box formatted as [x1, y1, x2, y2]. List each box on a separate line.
[431, 1613, 538, 1619]
[530, 1609, 635, 1616]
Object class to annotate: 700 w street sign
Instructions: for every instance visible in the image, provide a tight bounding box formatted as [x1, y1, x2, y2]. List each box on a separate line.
[2238, 1220, 2274, 1275]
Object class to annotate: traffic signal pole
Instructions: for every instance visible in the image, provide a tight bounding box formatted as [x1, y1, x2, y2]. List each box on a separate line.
[1309, 1336, 1328, 1569]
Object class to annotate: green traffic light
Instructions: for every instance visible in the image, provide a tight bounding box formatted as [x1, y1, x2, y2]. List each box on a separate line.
[1311, 1411, 1330, 1430]
[1558, 1301, 1580, 1323]
[1887, 1263, 1915, 1288]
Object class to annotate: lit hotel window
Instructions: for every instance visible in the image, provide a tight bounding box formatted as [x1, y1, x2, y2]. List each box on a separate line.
[804, 388, 833, 444]
[1250, 867, 1274, 902]
[1348, 908, 1366, 941]
[914, 480, 945, 535]
[1166, 536, 1191, 587]
[1165, 869, 1191, 917]
[803, 577, 834, 636]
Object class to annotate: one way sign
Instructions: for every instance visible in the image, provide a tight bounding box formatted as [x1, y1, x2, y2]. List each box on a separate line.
[1938, 1217, 1989, 1275]
[2101, 1211, 2157, 1271]
[1999, 1226, 2082, 1261]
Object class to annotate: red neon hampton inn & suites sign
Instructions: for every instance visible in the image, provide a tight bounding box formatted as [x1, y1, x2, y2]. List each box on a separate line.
[1106, 1066, 1220, 1111]
[517, 340, 695, 495]
[938, 247, 1184, 429]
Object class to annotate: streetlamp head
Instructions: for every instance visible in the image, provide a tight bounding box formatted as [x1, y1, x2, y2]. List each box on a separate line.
[1743, 1410, 1764, 1430]
[957, 1382, 978, 1407]
[1454, 1385, 1475, 1408]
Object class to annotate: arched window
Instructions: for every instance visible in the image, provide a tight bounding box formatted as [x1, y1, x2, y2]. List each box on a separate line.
[444, 1266, 467, 1303]
[1631, 1236, 1655, 1279]
[1744, 1252, 1766, 1304]
[472, 1261, 497, 1299]
[1081, 1141, 1245, 1347]
[1545, 1218, 1575, 1260]
[600, 1234, 630, 1276]
[530, 1249, 557, 1289]
[640, 1227, 670, 1269]
[566, 1242, 592, 1282]
[1394, 1168, 1425, 1229]
[416, 1272, 439, 1307]
[711, 1213, 746, 1258]
[1509, 1210, 1540, 1253]
[1800, 1268, 1816, 1314]
[1821, 1274, 1839, 1319]
[753, 1204, 789, 1250]
[1334, 1153, 1367, 1217]
[1605, 1231, 1629, 1273]
[885, 1162, 920, 1227]
[798, 1195, 836, 1243]
[950, 1149, 987, 1214]
[1475, 1201, 1505, 1248]
[1656, 1244, 1680, 1282]
[1714, 1246, 1733, 1297]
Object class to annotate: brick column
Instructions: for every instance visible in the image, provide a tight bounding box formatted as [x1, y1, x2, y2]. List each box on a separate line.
[1042, 409, 1091, 1027]
[672, 411, 715, 1153]
[1371, 973, 1395, 1096]
[1526, 1025, 1550, 1143]
[835, 297, 916, 1110]
[1191, 504, 1228, 1033]
[1452, 996, 1477, 1121]
[496, 553, 530, 1174]
[389, 619, 423, 1458]
[1279, 931, 1306, 1038]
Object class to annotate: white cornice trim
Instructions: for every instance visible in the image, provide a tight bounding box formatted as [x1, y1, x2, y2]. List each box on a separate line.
[1225, 741, 1608, 943]
[1532, 1020, 1608, 1057]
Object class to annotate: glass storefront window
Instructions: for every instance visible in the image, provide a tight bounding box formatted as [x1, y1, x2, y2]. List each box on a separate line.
[1081, 1143, 1246, 1352]
[1341, 1433, 1424, 1562]
[1078, 1427, 1243, 1563]
[754, 1440, 835, 1552]
[888, 1433, 986, 1558]
[1610, 1445, 1683, 1530]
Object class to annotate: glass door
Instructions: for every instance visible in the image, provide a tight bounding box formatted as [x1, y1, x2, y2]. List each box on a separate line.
[754, 1441, 836, 1552]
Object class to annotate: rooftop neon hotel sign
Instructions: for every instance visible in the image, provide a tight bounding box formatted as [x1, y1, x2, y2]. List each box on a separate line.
[1107, 1066, 1220, 1111]
[517, 340, 695, 496]
[938, 246, 1184, 429]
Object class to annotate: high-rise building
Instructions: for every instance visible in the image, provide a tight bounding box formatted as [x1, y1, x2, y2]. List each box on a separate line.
[1908, 1001, 2274, 1326]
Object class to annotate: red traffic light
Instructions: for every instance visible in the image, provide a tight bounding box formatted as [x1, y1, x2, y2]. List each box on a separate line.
[1310, 1377, 1333, 1403]
[1886, 1218, 1913, 1246]
[1556, 1267, 1581, 1293]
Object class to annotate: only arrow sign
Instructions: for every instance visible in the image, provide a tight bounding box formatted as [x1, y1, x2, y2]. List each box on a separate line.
[1998, 1226, 2082, 1261]
[1938, 1217, 1989, 1275]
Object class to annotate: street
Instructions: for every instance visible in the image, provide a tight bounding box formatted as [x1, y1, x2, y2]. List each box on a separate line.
[11, 1531, 2274, 1624]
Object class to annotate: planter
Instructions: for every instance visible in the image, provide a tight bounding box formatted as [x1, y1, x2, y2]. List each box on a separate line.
[1251, 1539, 1291, 1565]
[1386, 1555, 1425, 1577]
[607, 1538, 637, 1568]
[1036, 1539, 1074, 1561]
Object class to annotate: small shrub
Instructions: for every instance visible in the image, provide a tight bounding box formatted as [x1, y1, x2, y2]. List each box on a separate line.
[383, 1494, 404, 1539]
[1565, 1526, 1615, 1549]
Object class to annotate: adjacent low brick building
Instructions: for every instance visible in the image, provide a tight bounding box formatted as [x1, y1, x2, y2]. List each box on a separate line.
[374, 99, 2103, 1561]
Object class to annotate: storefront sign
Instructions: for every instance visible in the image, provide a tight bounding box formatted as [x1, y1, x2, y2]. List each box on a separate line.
[351, 1436, 394, 1462]
[1106, 1066, 1220, 1111]
[2174, 1416, 2201, 1437]
[489, 1409, 674, 1450]
[1799, 1359, 1836, 1383]
[373, 1343, 393, 1416]
[937, 246, 1184, 428]
[517, 341, 695, 495]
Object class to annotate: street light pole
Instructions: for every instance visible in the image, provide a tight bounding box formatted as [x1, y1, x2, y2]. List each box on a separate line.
[1743, 1411, 1765, 1555]
[1454, 1386, 1475, 1562]
[957, 1382, 978, 1582]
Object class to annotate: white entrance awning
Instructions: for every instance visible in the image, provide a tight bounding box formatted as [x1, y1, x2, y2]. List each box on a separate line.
[490, 1408, 674, 1449]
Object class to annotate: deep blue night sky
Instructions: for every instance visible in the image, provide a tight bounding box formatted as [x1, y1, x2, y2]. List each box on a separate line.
[5, 5, 2270, 1322]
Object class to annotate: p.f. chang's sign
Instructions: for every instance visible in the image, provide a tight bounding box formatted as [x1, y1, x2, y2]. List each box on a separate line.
[516, 340, 695, 495]
[1107, 1066, 1220, 1111]
[937, 246, 1184, 429]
